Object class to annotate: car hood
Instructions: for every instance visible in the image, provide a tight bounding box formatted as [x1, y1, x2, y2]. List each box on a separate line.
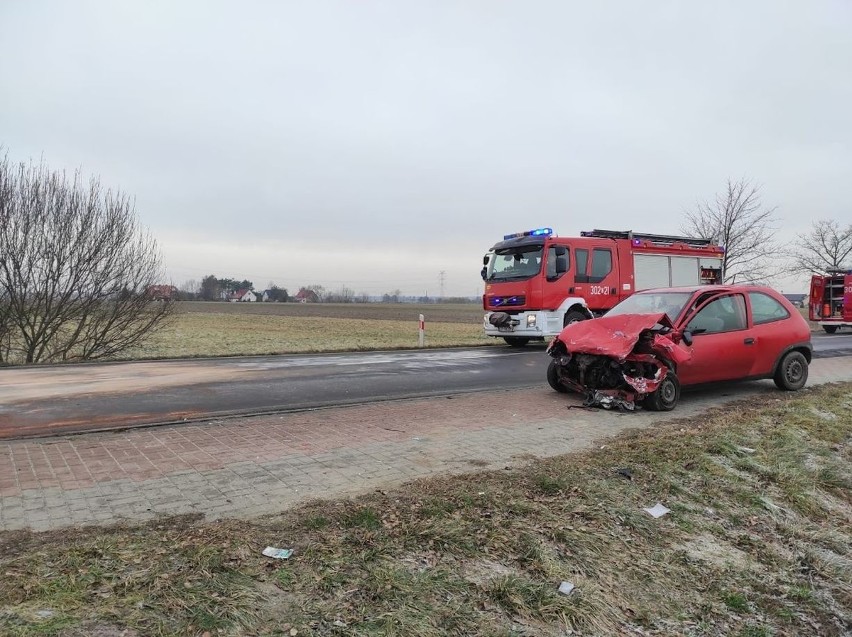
[554, 313, 679, 361]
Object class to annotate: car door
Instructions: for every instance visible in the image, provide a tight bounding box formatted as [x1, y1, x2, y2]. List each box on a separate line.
[573, 241, 619, 311]
[746, 291, 798, 376]
[677, 293, 754, 385]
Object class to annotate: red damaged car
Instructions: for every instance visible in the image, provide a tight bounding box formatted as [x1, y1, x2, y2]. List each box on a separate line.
[546, 285, 812, 411]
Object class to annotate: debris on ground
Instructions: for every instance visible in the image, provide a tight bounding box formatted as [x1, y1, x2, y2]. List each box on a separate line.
[557, 581, 576, 595]
[262, 546, 293, 559]
[616, 468, 633, 480]
[643, 503, 670, 518]
[584, 390, 635, 411]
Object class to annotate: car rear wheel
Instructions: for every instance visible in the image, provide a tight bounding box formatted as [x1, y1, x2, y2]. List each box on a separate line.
[547, 360, 568, 393]
[822, 325, 838, 334]
[503, 336, 530, 347]
[774, 351, 808, 391]
[644, 372, 680, 411]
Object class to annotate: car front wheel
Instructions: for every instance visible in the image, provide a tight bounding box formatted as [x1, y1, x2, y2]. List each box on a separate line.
[774, 351, 808, 391]
[644, 372, 680, 411]
[547, 360, 568, 393]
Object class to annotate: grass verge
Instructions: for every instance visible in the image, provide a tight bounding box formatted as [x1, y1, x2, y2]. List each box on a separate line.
[1, 384, 850, 636]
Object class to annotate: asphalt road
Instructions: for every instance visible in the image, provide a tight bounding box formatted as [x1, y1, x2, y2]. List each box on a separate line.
[1, 332, 850, 439]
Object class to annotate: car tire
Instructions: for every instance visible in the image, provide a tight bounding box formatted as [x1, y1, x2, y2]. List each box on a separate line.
[563, 310, 587, 327]
[644, 372, 680, 411]
[774, 351, 808, 391]
[547, 360, 568, 393]
[822, 325, 838, 334]
[504, 336, 530, 347]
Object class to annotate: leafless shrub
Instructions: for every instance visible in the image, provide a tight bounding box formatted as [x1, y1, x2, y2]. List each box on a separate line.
[0, 152, 173, 364]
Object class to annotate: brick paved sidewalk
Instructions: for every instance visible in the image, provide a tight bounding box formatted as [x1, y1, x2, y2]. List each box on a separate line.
[2, 357, 851, 532]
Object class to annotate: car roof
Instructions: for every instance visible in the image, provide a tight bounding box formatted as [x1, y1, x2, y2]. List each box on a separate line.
[635, 284, 775, 294]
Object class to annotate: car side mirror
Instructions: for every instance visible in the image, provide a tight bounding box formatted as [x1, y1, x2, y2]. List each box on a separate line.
[682, 330, 693, 346]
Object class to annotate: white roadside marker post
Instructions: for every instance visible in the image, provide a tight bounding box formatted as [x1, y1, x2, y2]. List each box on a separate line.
[418, 314, 425, 347]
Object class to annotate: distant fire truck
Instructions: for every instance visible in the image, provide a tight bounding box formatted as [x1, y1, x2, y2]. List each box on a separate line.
[481, 228, 724, 345]
[809, 268, 852, 333]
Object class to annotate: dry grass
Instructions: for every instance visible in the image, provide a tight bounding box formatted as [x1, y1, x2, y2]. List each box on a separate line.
[1, 384, 850, 636]
[121, 303, 491, 360]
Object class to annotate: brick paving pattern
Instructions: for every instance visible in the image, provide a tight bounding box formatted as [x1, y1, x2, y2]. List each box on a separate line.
[2, 357, 851, 532]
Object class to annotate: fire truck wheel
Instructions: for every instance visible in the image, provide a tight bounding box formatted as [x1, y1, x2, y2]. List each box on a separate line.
[563, 310, 587, 327]
[547, 360, 568, 393]
[503, 336, 530, 347]
[643, 372, 680, 411]
[774, 351, 808, 391]
[822, 325, 838, 334]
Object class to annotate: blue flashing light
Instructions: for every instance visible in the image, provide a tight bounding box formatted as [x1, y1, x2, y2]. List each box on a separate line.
[632, 239, 641, 246]
[503, 227, 553, 240]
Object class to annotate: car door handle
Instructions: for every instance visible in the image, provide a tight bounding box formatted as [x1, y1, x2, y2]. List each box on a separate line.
[744, 338, 755, 345]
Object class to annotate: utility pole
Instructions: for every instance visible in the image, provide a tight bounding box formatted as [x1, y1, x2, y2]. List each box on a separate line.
[438, 270, 446, 299]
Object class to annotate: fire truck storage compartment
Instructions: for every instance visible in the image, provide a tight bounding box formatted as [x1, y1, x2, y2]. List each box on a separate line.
[815, 272, 852, 319]
[634, 255, 720, 290]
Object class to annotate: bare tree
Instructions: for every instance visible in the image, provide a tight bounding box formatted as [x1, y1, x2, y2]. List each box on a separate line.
[200, 274, 221, 301]
[681, 178, 782, 283]
[326, 285, 355, 303]
[791, 219, 852, 275]
[0, 153, 173, 364]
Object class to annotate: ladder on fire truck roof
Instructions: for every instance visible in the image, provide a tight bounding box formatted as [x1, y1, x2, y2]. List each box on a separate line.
[580, 229, 715, 248]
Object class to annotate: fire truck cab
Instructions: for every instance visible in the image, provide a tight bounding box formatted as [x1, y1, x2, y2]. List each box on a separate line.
[482, 228, 724, 346]
[809, 268, 852, 333]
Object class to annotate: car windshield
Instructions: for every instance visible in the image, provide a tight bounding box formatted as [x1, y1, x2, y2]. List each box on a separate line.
[485, 246, 543, 281]
[606, 291, 694, 321]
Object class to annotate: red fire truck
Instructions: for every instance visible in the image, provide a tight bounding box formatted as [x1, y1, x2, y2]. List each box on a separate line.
[808, 268, 852, 333]
[482, 228, 724, 345]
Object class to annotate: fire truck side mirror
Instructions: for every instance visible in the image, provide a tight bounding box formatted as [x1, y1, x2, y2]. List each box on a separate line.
[480, 267, 487, 281]
[555, 255, 568, 274]
[483, 255, 489, 265]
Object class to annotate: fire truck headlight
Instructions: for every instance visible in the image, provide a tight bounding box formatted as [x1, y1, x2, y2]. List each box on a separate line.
[526, 314, 537, 327]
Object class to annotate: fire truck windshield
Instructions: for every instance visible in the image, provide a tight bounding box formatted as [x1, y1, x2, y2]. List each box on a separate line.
[486, 247, 543, 281]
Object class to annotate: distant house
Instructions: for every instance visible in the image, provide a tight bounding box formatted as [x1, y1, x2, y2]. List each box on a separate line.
[229, 289, 257, 302]
[146, 284, 178, 300]
[783, 293, 806, 308]
[294, 287, 319, 303]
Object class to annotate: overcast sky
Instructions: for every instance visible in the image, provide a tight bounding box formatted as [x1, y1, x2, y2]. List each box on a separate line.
[1, 1, 850, 297]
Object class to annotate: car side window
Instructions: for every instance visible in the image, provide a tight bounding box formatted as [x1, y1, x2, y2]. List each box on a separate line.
[687, 294, 747, 334]
[749, 292, 790, 325]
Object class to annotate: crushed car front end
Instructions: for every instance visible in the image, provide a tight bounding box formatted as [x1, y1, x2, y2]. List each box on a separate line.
[546, 313, 692, 411]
